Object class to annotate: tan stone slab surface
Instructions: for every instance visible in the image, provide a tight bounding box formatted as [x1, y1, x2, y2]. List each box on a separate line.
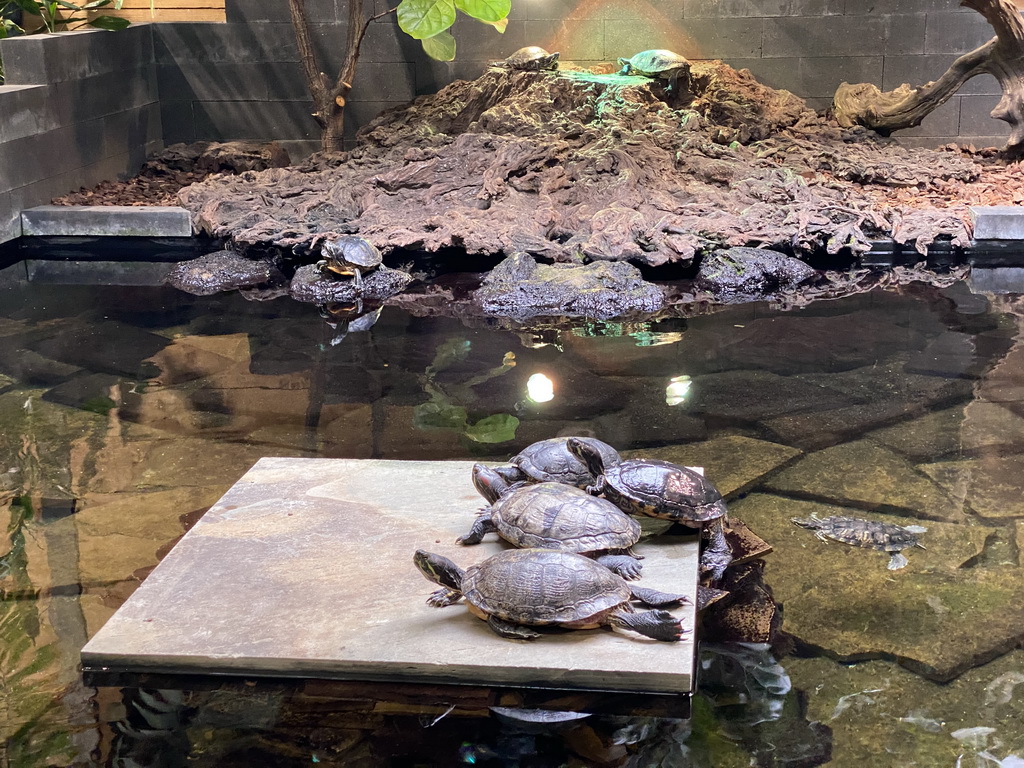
[82, 458, 699, 694]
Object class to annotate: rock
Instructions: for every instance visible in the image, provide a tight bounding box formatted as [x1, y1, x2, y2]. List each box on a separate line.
[686, 369, 860, 424]
[730, 494, 1011, 682]
[763, 440, 968, 522]
[164, 250, 286, 296]
[473, 253, 665, 320]
[700, 559, 782, 644]
[694, 246, 817, 302]
[0, 341, 82, 385]
[869, 402, 1024, 462]
[288, 264, 413, 304]
[626, 435, 802, 497]
[145, 141, 291, 174]
[918, 455, 1024, 520]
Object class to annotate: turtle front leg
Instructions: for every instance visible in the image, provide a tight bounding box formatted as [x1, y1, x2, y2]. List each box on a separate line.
[594, 553, 644, 581]
[700, 518, 733, 583]
[427, 587, 463, 607]
[352, 267, 364, 290]
[486, 615, 541, 640]
[608, 608, 687, 642]
[456, 515, 497, 545]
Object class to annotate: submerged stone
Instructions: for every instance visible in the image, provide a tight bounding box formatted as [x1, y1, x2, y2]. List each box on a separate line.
[165, 250, 285, 296]
[730, 494, 1012, 681]
[869, 402, 1024, 462]
[627, 435, 802, 497]
[918, 455, 1024, 520]
[474, 253, 665, 320]
[764, 440, 968, 522]
[694, 247, 817, 302]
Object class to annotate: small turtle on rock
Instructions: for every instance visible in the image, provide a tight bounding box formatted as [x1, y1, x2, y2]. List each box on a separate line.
[498, 46, 560, 72]
[791, 514, 927, 570]
[493, 436, 621, 489]
[617, 49, 691, 93]
[465, 464, 644, 579]
[567, 438, 732, 583]
[316, 235, 382, 288]
[414, 548, 688, 641]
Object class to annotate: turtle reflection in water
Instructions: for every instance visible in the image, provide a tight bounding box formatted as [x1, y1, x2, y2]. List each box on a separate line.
[414, 548, 688, 641]
[792, 514, 927, 570]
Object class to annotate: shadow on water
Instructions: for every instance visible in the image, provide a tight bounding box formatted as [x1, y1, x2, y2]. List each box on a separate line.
[4, 258, 1024, 765]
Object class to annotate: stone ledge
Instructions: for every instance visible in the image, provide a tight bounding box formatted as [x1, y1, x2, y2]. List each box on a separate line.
[971, 205, 1024, 240]
[21, 205, 192, 237]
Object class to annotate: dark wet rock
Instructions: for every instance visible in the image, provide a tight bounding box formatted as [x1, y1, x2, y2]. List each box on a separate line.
[628, 435, 802, 497]
[473, 253, 665, 320]
[32, 323, 166, 380]
[763, 440, 968, 522]
[695, 246, 817, 302]
[591, 390, 707, 447]
[686, 369, 860, 424]
[164, 250, 286, 296]
[730, 493, 1007, 682]
[918, 455, 1024, 520]
[869, 402, 1024, 462]
[905, 332, 983, 379]
[0, 340, 82, 385]
[288, 264, 413, 304]
[701, 560, 782, 644]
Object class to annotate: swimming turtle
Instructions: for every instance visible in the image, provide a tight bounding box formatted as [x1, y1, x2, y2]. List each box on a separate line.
[791, 514, 927, 570]
[617, 49, 691, 93]
[316, 235, 382, 289]
[495, 436, 622, 488]
[499, 46, 560, 72]
[414, 548, 688, 641]
[463, 464, 644, 579]
[567, 437, 732, 583]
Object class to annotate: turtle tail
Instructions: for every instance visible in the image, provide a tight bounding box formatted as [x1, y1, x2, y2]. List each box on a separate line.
[608, 608, 686, 642]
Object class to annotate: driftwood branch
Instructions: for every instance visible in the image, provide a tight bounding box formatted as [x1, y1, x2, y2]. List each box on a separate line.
[833, 0, 1024, 151]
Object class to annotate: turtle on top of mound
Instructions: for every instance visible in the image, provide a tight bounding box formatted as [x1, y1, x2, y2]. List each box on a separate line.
[618, 49, 691, 93]
[497, 46, 560, 72]
[791, 514, 927, 570]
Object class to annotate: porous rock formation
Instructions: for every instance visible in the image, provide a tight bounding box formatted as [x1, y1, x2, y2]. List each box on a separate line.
[178, 61, 983, 267]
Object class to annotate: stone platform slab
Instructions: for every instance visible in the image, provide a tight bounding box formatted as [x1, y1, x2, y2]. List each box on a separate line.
[21, 205, 192, 237]
[81, 458, 699, 697]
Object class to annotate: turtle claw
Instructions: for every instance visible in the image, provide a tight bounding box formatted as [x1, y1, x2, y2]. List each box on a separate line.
[427, 587, 462, 607]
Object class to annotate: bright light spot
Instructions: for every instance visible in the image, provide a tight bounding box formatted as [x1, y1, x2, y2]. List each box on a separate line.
[527, 373, 555, 403]
[666, 375, 692, 406]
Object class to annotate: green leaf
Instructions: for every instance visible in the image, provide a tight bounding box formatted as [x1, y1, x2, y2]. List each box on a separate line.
[12, 0, 43, 16]
[464, 413, 519, 443]
[454, 0, 509, 23]
[82, 0, 114, 8]
[87, 14, 129, 28]
[426, 337, 471, 375]
[482, 17, 507, 32]
[397, 0, 455, 40]
[413, 401, 468, 431]
[421, 28, 456, 61]
[53, 0, 85, 10]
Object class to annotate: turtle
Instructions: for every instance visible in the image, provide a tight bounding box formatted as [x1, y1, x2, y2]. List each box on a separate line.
[791, 514, 927, 570]
[566, 437, 732, 583]
[316, 235, 382, 289]
[463, 464, 644, 579]
[413, 548, 688, 641]
[493, 436, 622, 489]
[499, 46, 560, 72]
[617, 49, 691, 93]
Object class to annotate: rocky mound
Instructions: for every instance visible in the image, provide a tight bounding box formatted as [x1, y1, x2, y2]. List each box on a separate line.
[178, 61, 988, 266]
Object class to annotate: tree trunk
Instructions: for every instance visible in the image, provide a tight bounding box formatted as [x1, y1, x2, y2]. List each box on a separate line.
[832, 0, 1024, 151]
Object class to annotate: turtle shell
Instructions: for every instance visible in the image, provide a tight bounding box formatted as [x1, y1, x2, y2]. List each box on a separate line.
[491, 482, 640, 553]
[619, 49, 689, 77]
[503, 46, 559, 71]
[798, 516, 923, 552]
[511, 436, 620, 486]
[603, 459, 726, 522]
[321, 236, 382, 270]
[462, 549, 631, 625]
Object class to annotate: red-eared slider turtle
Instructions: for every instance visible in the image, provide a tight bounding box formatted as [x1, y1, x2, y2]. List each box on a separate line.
[463, 464, 644, 579]
[791, 514, 927, 570]
[413, 548, 688, 641]
[617, 49, 691, 93]
[567, 438, 732, 583]
[499, 46, 560, 72]
[496, 436, 622, 488]
[316, 236, 382, 288]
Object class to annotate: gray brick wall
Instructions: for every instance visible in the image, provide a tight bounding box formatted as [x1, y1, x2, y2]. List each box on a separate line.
[0, 25, 162, 243]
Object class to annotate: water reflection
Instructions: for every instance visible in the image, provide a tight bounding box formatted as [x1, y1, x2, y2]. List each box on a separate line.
[3, 262, 1024, 764]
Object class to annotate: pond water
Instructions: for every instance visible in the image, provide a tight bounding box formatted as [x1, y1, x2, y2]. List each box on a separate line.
[3, 258, 1024, 767]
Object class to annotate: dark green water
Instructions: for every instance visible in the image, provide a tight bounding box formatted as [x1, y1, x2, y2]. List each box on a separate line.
[2, 259, 1024, 767]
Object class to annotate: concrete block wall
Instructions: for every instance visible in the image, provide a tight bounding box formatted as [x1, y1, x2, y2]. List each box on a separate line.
[150, 0, 1014, 156]
[0, 25, 162, 243]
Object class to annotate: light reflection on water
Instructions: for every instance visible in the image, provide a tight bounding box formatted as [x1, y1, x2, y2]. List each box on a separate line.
[2, 260, 1024, 766]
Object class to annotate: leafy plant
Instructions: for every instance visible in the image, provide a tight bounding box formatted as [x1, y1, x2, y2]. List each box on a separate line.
[4, 0, 129, 33]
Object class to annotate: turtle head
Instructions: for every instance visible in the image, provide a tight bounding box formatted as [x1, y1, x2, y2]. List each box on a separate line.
[413, 550, 464, 592]
[617, 57, 630, 73]
[567, 437, 606, 479]
[472, 463, 511, 504]
[541, 52, 560, 70]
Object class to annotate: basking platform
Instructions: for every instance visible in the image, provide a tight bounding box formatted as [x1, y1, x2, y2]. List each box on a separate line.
[81, 458, 699, 714]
